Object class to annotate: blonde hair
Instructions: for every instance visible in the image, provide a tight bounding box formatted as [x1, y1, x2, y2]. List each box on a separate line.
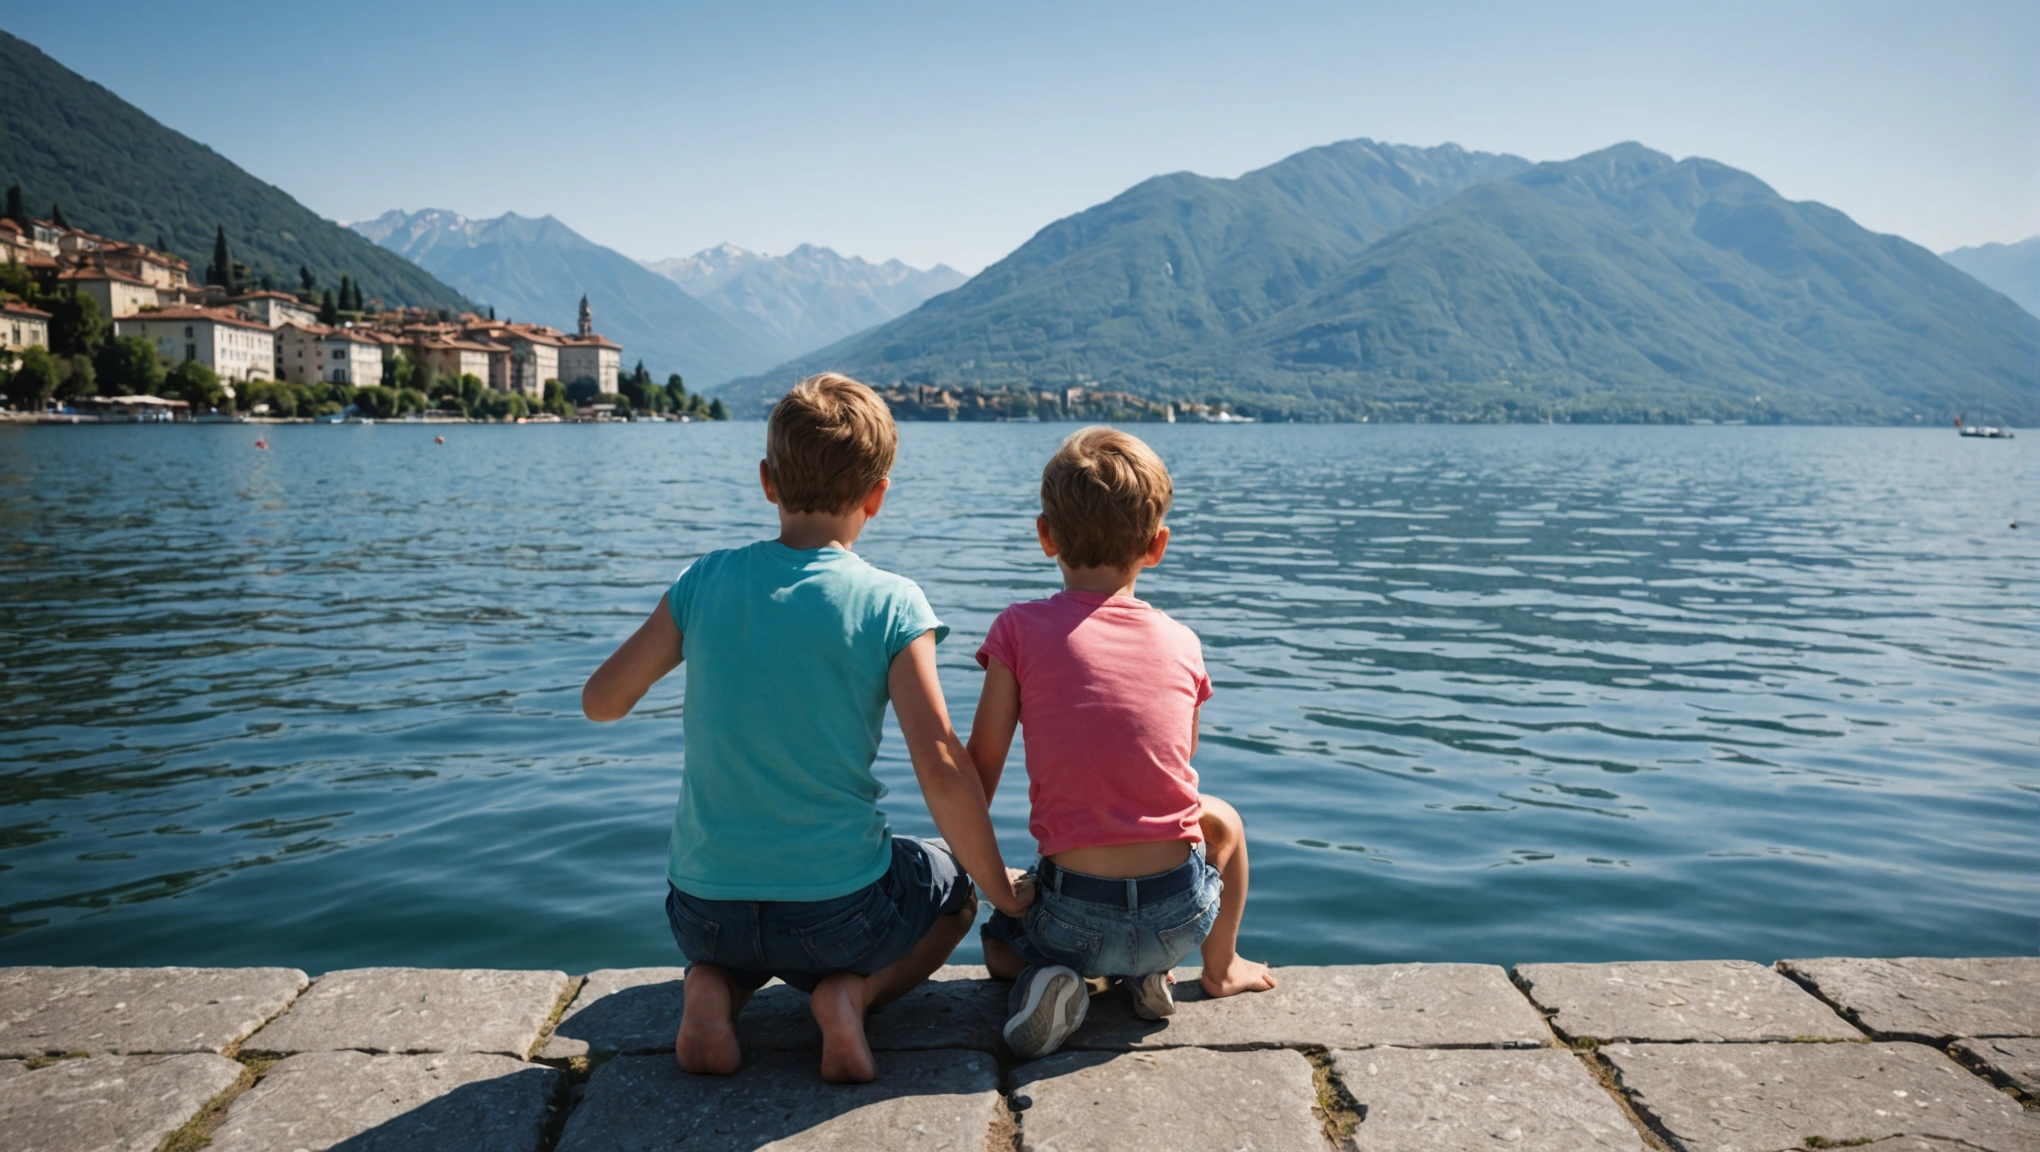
[765, 373, 898, 514]
[1039, 426, 1173, 570]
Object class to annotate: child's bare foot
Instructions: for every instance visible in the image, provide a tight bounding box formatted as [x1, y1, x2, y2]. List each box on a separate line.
[676, 964, 744, 1075]
[809, 973, 877, 1083]
[1200, 955, 1278, 998]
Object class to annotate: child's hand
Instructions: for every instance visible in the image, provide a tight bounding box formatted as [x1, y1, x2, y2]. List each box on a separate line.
[1009, 872, 1037, 914]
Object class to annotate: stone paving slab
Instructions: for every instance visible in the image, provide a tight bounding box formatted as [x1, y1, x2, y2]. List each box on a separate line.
[247, 967, 570, 1058]
[1602, 1040, 2040, 1151]
[539, 965, 1001, 1060]
[1779, 956, 2040, 1042]
[1513, 959, 1862, 1043]
[0, 966, 309, 1057]
[1951, 1036, 2040, 1102]
[0, 1052, 245, 1152]
[208, 1050, 559, 1152]
[1011, 1046, 1325, 1152]
[1066, 964, 1551, 1051]
[1328, 1047, 1645, 1150]
[554, 1047, 1000, 1152]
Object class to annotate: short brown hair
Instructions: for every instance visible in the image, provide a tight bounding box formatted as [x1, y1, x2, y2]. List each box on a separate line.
[1039, 426, 1173, 570]
[766, 373, 898, 514]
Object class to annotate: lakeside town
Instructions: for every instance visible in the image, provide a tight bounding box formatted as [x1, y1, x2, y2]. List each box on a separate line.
[0, 203, 736, 424]
[0, 201, 1263, 427]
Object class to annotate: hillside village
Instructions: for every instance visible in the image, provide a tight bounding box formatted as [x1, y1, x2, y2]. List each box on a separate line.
[0, 207, 718, 422]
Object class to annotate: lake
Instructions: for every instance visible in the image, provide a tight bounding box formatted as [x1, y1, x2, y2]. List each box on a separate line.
[1, 422, 2034, 973]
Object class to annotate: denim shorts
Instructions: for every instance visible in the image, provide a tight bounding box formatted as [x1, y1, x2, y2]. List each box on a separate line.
[980, 851, 1222, 980]
[666, 836, 972, 994]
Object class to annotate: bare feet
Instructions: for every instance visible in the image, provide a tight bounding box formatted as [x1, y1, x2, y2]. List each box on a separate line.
[676, 964, 745, 1075]
[810, 973, 877, 1083]
[1200, 954, 1278, 998]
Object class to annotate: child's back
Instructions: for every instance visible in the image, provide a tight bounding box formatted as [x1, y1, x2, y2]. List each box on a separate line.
[666, 539, 935, 900]
[968, 427, 1275, 1059]
[582, 373, 1031, 1083]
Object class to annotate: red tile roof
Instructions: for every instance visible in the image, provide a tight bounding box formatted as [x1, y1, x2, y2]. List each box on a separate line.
[2, 301, 53, 318]
[119, 306, 274, 333]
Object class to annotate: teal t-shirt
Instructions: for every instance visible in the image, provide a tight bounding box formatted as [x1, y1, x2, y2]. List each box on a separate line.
[665, 540, 947, 901]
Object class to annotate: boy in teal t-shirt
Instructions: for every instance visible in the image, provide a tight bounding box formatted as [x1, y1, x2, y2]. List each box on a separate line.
[583, 373, 1031, 1084]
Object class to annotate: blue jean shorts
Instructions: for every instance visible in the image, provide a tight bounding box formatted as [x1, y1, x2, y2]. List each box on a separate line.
[666, 835, 971, 994]
[980, 851, 1222, 981]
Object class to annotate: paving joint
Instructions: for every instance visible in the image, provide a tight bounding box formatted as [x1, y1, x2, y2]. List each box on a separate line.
[159, 1060, 255, 1152]
[1573, 1046, 1676, 1151]
[1304, 1046, 1362, 1148]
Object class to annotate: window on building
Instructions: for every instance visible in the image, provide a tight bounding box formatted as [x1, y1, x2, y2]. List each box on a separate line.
[185, 344, 196, 361]
[184, 326, 193, 338]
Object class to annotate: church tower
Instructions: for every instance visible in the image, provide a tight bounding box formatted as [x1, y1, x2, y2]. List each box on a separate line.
[577, 294, 592, 338]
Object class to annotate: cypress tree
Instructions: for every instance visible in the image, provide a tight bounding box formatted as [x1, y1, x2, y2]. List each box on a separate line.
[338, 275, 354, 312]
[50, 203, 69, 229]
[156, 234, 168, 253]
[299, 265, 315, 292]
[319, 289, 337, 325]
[209, 226, 236, 292]
[4, 185, 23, 225]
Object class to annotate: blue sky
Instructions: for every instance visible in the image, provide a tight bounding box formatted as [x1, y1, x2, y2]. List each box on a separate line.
[8, 1, 2035, 271]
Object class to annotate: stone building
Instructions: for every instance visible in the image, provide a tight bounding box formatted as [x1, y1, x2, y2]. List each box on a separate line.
[320, 327, 384, 387]
[414, 336, 495, 385]
[231, 291, 318, 329]
[57, 268, 159, 318]
[2, 300, 51, 368]
[274, 321, 327, 385]
[115, 306, 275, 382]
[557, 295, 622, 394]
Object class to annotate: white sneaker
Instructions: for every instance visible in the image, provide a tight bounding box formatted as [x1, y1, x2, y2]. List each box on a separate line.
[1130, 971, 1176, 1021]
[1004, 965, 1087, 1058]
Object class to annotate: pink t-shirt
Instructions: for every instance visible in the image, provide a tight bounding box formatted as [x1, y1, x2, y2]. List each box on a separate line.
[976, 590, 1213, 856]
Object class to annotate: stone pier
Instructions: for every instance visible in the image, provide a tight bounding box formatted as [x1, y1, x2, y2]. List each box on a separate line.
[0, 956, 2033, 1151]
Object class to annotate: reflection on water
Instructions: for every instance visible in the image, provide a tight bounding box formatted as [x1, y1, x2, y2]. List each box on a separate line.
[1, 423, 2033, 972]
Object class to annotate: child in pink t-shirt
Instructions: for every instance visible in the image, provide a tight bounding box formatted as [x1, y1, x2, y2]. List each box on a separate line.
[967, 427, 1276, 1059]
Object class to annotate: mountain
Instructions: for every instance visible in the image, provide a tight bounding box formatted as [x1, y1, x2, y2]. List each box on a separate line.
[715, 138, 1534, 413]
[0, 31, 465, 309]
[720, 140, 2039, 425]
[644, 244, 966, 355]
[350, 210, 784, 385]
[1941, 236, 2040, 318]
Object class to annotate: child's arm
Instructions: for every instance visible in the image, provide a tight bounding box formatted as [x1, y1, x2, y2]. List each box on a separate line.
[582, 593, 684, 722]
[963, 655, 1021, 801]
[890, 632, 1032, 917]
[1197, 794, 1277, 997]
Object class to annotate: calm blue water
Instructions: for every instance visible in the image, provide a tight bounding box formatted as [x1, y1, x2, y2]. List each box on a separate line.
[1, 423, 2034, 973]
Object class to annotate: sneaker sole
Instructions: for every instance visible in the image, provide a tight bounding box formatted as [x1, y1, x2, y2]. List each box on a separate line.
[1003, 966, 1087, 1058]
[1131, 972, 1176, 1021]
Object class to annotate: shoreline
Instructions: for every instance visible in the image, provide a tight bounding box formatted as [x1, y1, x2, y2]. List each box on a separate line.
[3, 956, 2034, 1150]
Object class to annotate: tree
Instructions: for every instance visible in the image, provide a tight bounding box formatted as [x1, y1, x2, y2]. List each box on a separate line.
[50, 203, 68, 229]
[4, 346, 60, 409]
[338, 275, 355, 313]
[565, 377, 602, 406]
[94, 335, 166, 395]
[206, 226, 239, 293]
[708, 397, 729, 421]
[3, 184, 22, 226]
[386, 351, 422, 392]
[47, 289, 106, 356]
[541, 379, 569, 417]
[299, 265, 316, 292]
[166, 358, 225, 410]
[318, 289, 338, 325]
[486, 305, 496, 321]
[55, 353, 96, 400]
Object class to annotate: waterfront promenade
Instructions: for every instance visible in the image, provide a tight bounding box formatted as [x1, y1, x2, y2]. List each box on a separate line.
[1, 956, 2034, 1150]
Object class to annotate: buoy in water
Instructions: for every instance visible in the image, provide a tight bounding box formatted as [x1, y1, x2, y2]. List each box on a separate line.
[254, 439, 268, 450]
[434, 435, 445, 444]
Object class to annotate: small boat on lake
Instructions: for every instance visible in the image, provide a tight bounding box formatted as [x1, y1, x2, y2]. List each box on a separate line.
[1955, 415, 2014, 438]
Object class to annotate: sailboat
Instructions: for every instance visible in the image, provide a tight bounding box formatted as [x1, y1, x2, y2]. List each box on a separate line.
[1955, 415, 2014, 439]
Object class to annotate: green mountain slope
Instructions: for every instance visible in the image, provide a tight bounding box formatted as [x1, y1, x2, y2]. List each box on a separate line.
[721, 140, 2038, 424]
[352, 209, 784, 384]
[1941, 236, 2040, 318]
[717, 138, 1531, 412]
[0, 31, 465, 309]
[1220, 144, 2039, 422]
